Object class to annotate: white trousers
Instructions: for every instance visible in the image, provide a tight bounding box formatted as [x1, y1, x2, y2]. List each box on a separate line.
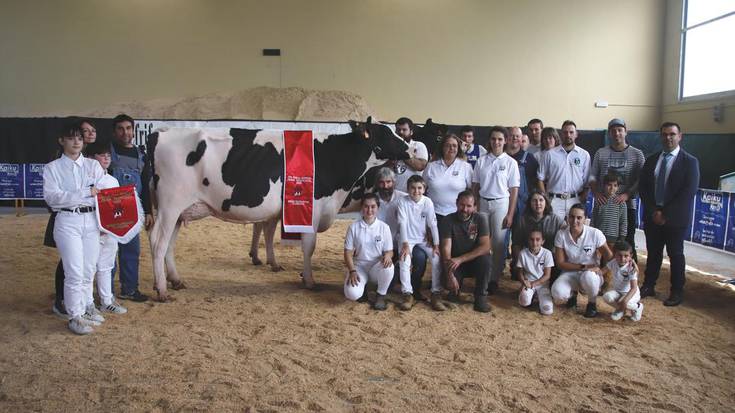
[344, 259, 394, 301]
[602, 290, 641, 310]
[551, 270, 602, 304]
[519, 284, 554, 315]
[54, 212, 100, 318]
[479, 197, 510, 282]
[550, 196, 581, 222]
[399, 242, 441, 294]
[85, 234, 118, 307]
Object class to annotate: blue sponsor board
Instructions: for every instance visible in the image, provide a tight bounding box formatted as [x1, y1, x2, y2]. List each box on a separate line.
[691, 190, 729, 248]
[0, 163, 24, 199]
[726, 195, 735, 253]
[24, 163, 45, 199]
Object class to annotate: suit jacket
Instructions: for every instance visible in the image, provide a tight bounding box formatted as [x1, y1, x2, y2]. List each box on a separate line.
[639, 148, 700, 228]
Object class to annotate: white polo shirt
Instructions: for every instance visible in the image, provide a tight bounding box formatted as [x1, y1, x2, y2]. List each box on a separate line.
[397, 194, 439, 245]
[423, 158, 473, 216]
[516, 247, 554, 282]
[607, 260, 638, 294]
[394, 140, 429, 192]
[344, 218, 393, 263]
[377, 190, 406, 246]
[554, 225, 606, 266]
[538, 145, 590, 195]
[472, 152, 520, 200]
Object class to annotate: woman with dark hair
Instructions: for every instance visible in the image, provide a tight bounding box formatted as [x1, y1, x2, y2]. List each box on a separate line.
[423, 134, 472, 226]
[510, 190, 563, 279]
[533, 127, 559, 163]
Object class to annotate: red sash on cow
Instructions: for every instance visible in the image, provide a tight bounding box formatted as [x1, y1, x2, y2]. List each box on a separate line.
[95, 185, 144, 244]
[282, 130, 315, 234]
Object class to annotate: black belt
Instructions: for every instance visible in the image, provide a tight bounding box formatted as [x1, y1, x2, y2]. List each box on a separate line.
[482, 196, 505, 201]
[60, 206, 96, 213]
[549, 192, 579, 199]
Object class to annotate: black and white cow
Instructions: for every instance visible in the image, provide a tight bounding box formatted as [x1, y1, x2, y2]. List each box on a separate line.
[146, 118, 411, 301]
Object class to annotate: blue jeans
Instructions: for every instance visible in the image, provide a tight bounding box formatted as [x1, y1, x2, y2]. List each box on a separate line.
[392, 245, 428, 292]
[112, 234, 141, 295]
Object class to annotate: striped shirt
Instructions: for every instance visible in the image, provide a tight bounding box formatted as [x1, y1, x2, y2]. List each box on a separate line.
[592, 195, 627, 242]
[589, 145, 645, 209]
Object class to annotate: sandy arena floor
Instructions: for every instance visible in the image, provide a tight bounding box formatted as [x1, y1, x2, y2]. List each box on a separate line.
[0, 214, 733, 412]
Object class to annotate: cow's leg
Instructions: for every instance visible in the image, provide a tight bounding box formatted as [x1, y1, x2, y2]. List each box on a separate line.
[263, 218, 283, 272]
[149, 209, 182, 302]
[248, 223, 264, 266]
[300, 232, 317, 289]
[165, 221, 186, 290]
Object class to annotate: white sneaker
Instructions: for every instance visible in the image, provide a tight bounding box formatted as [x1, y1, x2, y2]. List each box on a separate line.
[99, 301, 128, 314]
[68, 317, 94, 335]
[84, 305, 105, 324]
[610, 310, 625, 321]
[630, 303, 644, 322]
[52, 302, 71, 320]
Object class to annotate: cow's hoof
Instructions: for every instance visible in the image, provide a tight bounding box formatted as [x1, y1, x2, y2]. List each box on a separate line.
[270, 264, 284, 272]
[299, 276, 321, 291]
[170, 280, 187, 290]
[249, 252, 263, 266]
[156, 292, 171, 302]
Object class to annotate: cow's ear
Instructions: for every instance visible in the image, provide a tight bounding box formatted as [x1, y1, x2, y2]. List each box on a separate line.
[425, 118, 433, 126]
[366, 116, 372, 125]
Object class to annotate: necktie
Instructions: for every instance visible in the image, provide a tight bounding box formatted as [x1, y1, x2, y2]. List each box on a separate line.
[655, 152, 671, 206]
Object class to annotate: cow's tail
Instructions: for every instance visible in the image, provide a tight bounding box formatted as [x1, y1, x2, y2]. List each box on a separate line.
[146, 131, 160, 209]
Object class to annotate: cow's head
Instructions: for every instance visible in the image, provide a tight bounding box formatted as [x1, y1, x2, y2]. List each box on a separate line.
[349, 117, 410, 161]
[413, 118, 449, 157]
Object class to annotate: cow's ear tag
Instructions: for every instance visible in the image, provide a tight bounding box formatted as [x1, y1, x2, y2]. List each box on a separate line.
[362, 130, 370, 139]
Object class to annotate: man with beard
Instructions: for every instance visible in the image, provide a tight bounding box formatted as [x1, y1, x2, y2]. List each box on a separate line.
[392, 117, 429, 193]
[537, 120, 590, 221]
[439, 190, 492, 312]
[526, 118, 544, 155]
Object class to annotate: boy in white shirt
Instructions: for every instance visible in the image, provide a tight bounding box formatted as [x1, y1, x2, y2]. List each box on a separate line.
[517, 229, 555, 315]
[397, 175, 442, 311]
[85, 142, 128, 315]
[344, 194, 395, 310]
[602, 241, 644, 321]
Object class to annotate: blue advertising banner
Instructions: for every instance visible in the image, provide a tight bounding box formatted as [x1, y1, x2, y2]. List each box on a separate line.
[725, 195, 735, 253]
[23, 163, 45, 200]
[0, 163, 24, 200]
[691, 190, 729, 248]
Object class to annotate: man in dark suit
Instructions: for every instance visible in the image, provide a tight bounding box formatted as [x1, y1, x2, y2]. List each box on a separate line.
[639, 122, 700, 306]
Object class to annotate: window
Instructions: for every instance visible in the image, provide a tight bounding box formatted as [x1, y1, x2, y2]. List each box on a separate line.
[680, 0, 735, 99]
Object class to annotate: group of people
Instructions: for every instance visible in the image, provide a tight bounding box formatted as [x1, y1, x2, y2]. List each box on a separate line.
[343, 117, 700, 321]
[44, 115, 153, 335]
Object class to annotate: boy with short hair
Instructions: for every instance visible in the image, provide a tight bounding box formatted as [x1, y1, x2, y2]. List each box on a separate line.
[516, 229, 555, 315]
[602, 241, 643, 321]
[592, 173, 627, 246]
[396, 175, 442, 311]
[85, 142, 129, 315]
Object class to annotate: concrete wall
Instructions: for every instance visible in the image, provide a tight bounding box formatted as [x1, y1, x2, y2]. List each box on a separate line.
[661, 0, 735, 133]
[1, 0, 665, 129]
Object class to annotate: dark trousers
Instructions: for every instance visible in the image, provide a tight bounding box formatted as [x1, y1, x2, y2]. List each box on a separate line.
[114, 234, 141, 295]
[391, 245, 428, 293]
[627, 208, 638, 261]
[643, 225, 687, 293]
[454, 254, 491, 297]
[54, 260, 64, 305]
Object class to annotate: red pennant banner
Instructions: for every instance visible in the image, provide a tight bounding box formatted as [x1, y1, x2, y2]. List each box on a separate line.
[96, 185, 143, 243]
[282, 130, 315, 233]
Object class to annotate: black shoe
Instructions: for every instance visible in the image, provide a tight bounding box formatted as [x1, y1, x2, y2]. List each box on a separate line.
[487, 281, 499, 295]
[663, 291, 683, 307]
[473, 295, 491, 313]
[640, 285, 656, 298]
[373, 294, 387, 311]
[584, 302, 598, 318]
[566, 294, 577, 309]
[119, 290, 149, 302]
